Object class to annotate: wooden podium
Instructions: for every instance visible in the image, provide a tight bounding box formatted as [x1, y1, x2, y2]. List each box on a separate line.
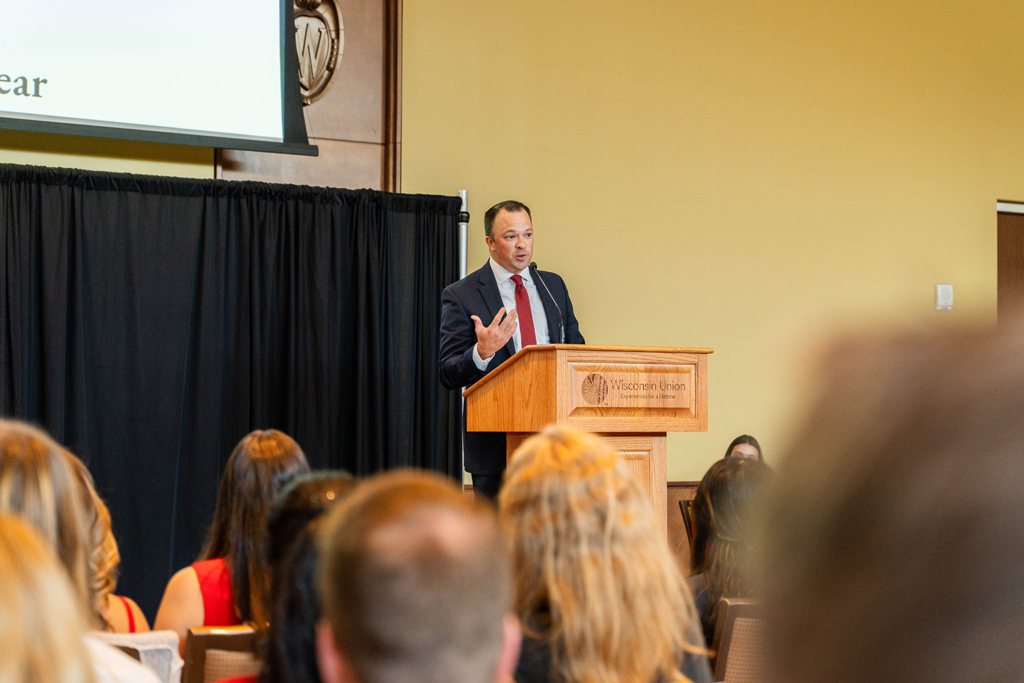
[463, 344, 712, 535]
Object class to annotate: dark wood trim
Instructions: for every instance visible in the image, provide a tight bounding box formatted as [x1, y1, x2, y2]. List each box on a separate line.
[382, 0, 402, 192]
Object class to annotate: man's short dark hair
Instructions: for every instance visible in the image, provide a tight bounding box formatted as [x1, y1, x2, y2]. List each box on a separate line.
[317, 470, 510, 683]
[484, 200, 531, 238]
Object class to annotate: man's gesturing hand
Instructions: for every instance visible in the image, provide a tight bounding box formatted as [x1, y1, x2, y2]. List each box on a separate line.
[471, 307, 518, 360]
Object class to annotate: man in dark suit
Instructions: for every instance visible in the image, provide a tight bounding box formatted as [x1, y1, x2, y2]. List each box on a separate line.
[438, 200, 584, 500]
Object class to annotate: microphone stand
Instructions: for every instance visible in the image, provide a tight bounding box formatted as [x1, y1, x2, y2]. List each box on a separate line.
[530, 262, 565, 343]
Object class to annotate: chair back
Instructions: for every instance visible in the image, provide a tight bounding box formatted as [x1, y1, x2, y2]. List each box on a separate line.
[678, 499, 695, 548]
[182, 625, 260, 683]
[711, 598, 765, 683]
[91, 629, 183, 683]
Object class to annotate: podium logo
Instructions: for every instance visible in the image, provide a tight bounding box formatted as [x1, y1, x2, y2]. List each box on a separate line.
[295, 0, 344, 105]
[581, 373, 609, 405]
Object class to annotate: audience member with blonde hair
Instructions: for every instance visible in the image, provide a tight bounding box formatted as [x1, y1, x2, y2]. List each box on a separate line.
[762, 322, 1024, 683]
[63, 452, 151, 633]
[315, 470, 521, 683]
[0, 419, 159, 683]
[93, 494, 150, 633]
[155, 428, 310, 654]
[0, 420, 94, 611]
[500, 426, 712, 683]
[0, 514, 96, 683]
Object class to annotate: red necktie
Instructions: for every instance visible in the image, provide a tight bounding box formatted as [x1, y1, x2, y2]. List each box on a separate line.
[510, 274, 537, 347]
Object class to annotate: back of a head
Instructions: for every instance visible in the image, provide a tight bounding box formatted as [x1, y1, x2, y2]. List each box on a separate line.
[203, 428, 310, 626]
[690, 457, 773, 618]
[499, 426, 700, 683]
[0, 514, 95, 683]
[263, 472, 355, 683]
[64, 452, 120, 630]
[763, 320, 1024, 683]
[317, 470, 508, 683]
[267, 471, 355, 567]
[0, 419, 93, 617]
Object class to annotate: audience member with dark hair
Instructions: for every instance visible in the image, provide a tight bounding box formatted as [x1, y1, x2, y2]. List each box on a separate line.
[259, 472, 355, 683]
[315, 470, 521, 683]
[723, 434, 762, 461]
[762, 322, 1024, 683]
[687, 457, 773, 646]
[155, 429, 310, 654]
[500, 426, 712, 683]
[0, 419, 159, 683]
[265, 471, 355, 566]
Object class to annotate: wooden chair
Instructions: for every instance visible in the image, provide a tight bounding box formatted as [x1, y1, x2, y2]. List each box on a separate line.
[182, 625, 261, 683]
[711, 598, 764, 683]
[679, 499, 695, 549]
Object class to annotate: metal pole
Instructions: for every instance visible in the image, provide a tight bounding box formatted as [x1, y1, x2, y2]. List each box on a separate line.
[458, 190, 468, 279]
[457, 190, 469, 486]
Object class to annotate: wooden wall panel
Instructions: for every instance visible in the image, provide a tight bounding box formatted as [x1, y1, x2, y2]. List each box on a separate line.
[218, 0, 401, 191]
[302, 0, 385, 143]
[998, 211, 1024, 318]
[219, 139, 382, 189]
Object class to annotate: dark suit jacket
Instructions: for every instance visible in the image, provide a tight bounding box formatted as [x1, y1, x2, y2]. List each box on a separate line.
[438, 261, 584, 474]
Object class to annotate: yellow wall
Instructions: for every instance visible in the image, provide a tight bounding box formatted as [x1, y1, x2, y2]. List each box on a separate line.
[0, 130, 213, 178]
[4, 2, 1023, 480]
[402, 0, 1024, 479]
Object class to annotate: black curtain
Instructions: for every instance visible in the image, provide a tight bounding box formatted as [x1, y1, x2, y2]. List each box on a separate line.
[0, 164, 463, 618]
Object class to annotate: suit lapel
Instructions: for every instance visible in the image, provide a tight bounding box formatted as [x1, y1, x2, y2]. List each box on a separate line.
[476, 262, 517, 359]
[476, 262, 504, 320]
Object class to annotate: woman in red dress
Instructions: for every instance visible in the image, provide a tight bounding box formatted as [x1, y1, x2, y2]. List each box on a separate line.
[154, 429, 309, 655]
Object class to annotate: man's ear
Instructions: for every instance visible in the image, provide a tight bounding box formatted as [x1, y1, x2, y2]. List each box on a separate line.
[493, 613, 523, 683]
[316, 620, 356, 683]
[485, 235, 495, 252]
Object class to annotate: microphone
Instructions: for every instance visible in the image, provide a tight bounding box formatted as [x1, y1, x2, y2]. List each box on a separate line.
[530, 262, 565, 343]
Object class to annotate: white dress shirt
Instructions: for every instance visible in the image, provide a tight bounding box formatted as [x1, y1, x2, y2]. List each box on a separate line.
[472, 258, 550, 370]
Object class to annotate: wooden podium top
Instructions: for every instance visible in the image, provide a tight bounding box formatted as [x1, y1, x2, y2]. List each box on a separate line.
[463, 344, 713, 434]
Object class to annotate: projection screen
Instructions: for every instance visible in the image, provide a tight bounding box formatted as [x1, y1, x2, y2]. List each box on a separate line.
[0, 0, 315, 155]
